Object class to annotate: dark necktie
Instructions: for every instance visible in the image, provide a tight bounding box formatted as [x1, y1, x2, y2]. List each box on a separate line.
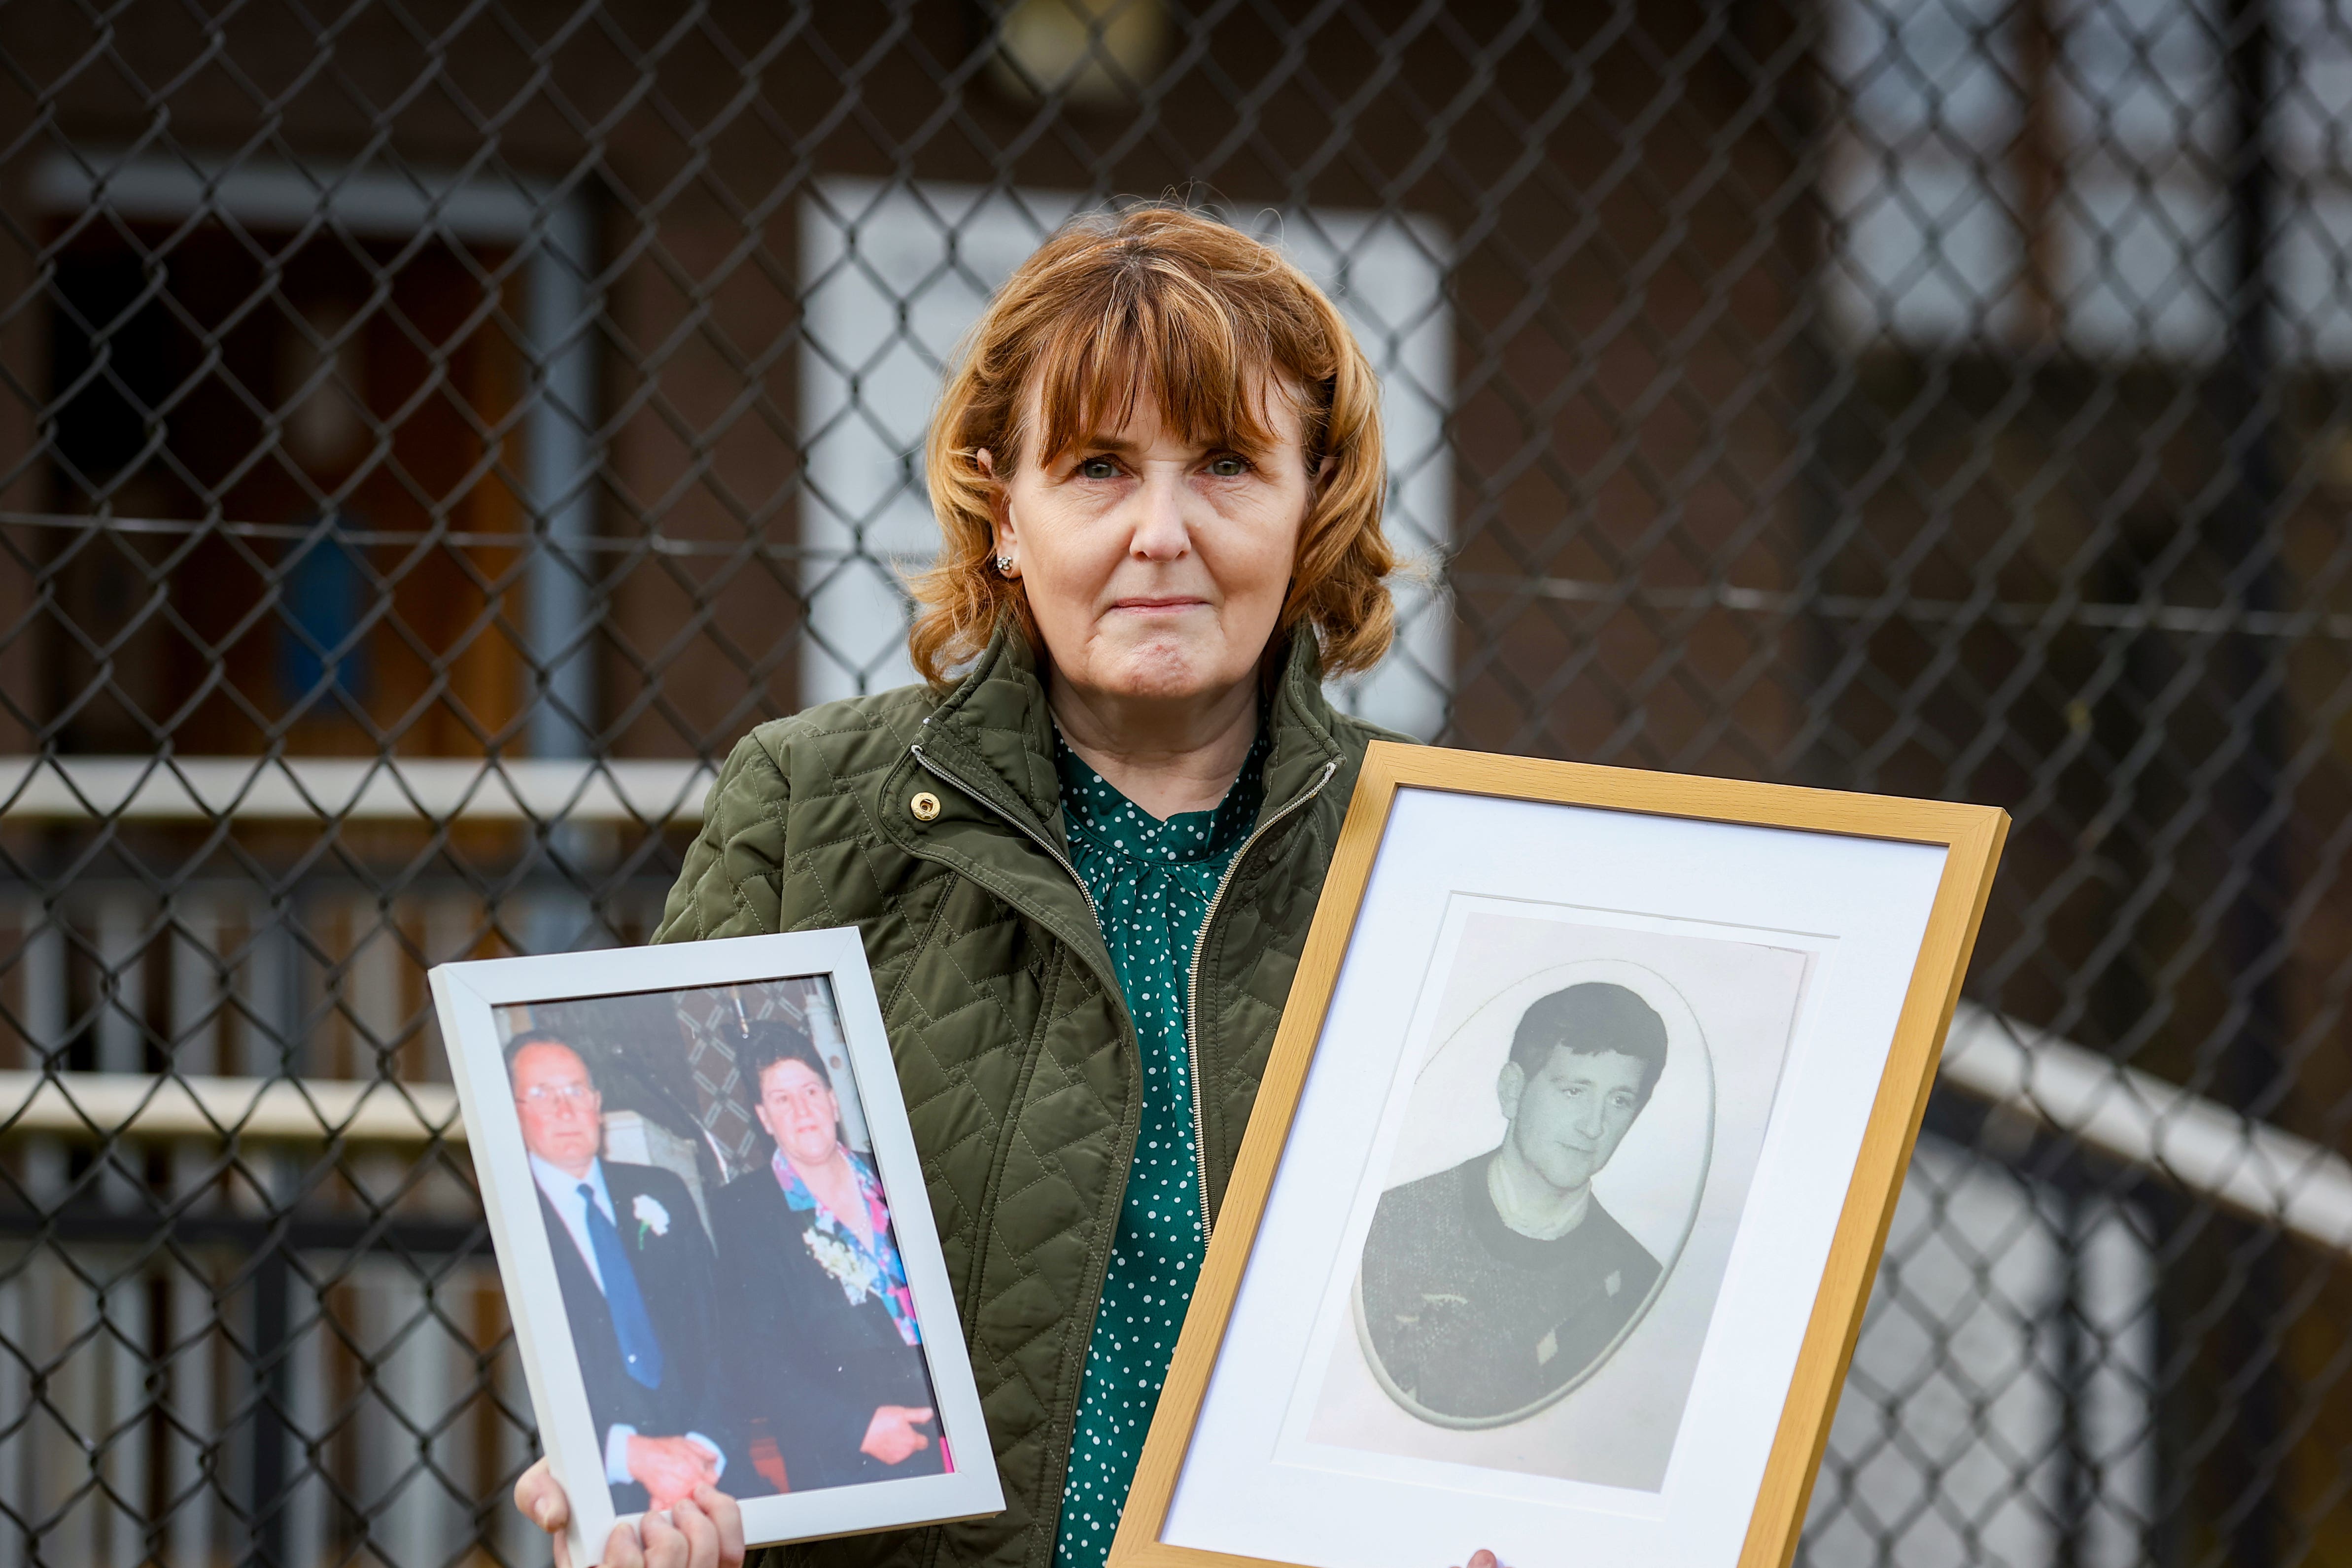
[580, 1182, 665, 1390]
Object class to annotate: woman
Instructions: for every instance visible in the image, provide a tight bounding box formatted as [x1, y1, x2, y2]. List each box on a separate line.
[516, 204, 1500, 1568]
[711, 1021, 942, 1491]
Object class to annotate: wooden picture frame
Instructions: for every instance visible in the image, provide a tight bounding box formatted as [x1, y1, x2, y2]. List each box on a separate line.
[431, 930, 1003, 1566]
[1110, 744, 2007, 1568]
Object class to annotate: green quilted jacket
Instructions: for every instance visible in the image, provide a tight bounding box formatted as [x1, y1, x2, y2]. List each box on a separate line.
[650, 623, 1403, 1568]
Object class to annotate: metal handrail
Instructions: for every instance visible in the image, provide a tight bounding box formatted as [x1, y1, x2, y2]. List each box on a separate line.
[0, 1069, 461, 1144]
[3, 1004, 2347, 1257]
[0, 754, 713, 825]
[1939, 1003, 2352, 1251]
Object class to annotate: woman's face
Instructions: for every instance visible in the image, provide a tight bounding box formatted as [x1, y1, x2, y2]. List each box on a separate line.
[989, 384, 1314, 708]
[755, 1058, 842, 1170]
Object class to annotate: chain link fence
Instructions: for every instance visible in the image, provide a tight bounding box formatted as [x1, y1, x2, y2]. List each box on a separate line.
[0, 0, 2347, 1564]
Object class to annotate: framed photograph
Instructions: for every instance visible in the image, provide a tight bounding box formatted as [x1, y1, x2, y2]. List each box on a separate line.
[431, 929, 1003, 1566]
[1110, 745, 2007, 1568]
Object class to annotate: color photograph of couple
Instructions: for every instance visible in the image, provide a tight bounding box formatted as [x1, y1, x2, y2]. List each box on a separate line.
[494, 977, 947, 1516]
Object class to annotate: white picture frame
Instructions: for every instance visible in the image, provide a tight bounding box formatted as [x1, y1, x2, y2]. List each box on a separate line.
[432, 929, 1003, 1566]
[1110, 745, 2007, 1568]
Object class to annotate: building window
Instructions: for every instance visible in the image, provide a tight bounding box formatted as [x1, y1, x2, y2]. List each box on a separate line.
[1829, 0, 2352, 360]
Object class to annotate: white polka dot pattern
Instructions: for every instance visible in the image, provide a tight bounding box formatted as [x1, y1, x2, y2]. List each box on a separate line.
[1049, 729, 1268, 1568]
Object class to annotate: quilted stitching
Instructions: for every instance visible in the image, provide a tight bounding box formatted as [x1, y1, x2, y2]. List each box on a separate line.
[650, 627, 1403, 1568]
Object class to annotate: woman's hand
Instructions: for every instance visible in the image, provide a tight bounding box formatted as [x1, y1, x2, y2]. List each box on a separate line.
[513, 1457, 745, 1568]
[1455, 1551, 1504, 1568]
[859, 1404, 936, 1464]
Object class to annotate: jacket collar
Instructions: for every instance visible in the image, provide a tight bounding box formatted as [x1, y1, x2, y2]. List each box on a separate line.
[917, 620, 1349, 842]
[1258, 620, 1350, 816]
[914, 624, 1064, 836]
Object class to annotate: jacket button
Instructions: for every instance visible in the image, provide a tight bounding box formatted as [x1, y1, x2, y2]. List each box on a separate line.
[909, 791, 941, 822]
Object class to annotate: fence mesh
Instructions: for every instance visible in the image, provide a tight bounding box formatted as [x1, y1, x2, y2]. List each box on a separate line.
[1, 0, 2347, 1564]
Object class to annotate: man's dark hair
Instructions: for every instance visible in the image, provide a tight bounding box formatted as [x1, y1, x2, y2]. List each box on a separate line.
[741, 1017, 830, 1095]
[1506, 983, 1669, 1111]
[503, 1029, 588, 1085]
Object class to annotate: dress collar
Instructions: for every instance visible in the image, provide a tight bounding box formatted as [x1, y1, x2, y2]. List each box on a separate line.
[773, 1147, 880, 1213]
[1054, 725, 1270, 867]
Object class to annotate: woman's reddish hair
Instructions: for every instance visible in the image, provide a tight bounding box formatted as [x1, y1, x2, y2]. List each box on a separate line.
[910, 202, 1395, 686]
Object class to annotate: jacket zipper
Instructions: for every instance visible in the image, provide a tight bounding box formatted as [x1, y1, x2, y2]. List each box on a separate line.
[1182, 757, 1339, 1243]
[908, 739, 1118, 1543]
[910, 736, 1341, 1245]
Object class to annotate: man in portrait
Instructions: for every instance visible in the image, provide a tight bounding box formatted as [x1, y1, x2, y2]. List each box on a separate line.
[713, 1020, 943, 1492]
[507, 1032, 743, 1510]
[1357, 982, 1670, 1424]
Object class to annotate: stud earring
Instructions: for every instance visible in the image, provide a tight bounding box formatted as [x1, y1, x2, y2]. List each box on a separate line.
[995, 555, 1014, 575]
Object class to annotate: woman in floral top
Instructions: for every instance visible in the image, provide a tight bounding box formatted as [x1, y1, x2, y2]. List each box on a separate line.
[774, 1143, 922, 1350]
[711, 1021, 945, 1492]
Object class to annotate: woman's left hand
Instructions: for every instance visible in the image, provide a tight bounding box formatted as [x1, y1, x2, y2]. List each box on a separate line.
[859, 1404, 936, 1465]
[514, 1462, 743, 1568]
[636, 1487, 745, 1568]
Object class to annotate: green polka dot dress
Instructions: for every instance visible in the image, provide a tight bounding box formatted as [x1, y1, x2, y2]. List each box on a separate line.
[1050, 727, 1269, 1568]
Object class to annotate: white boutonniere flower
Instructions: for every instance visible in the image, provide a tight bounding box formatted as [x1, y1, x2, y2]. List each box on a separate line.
[632, 1193, 671, 1248]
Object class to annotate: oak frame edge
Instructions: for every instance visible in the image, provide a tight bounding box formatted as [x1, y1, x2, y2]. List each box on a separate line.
[1107, 743, 2009, 1568]
[1731, 803, 2009, 1568]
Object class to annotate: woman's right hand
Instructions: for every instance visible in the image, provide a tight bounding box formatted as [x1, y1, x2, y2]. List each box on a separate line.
[514, 1457, 745, 1568]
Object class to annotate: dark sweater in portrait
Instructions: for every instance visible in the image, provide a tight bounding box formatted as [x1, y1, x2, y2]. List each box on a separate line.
[1357, 1153, 1663, 1423]
[711, 1166, 944, 1492]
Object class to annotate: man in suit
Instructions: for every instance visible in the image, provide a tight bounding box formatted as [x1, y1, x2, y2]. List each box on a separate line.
[1358, 983, 1670, 1425]
[507, 1032, 743, 1511]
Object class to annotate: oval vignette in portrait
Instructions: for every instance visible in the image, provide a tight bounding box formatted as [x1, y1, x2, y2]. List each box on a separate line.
[1349, 956, 1716, 1430]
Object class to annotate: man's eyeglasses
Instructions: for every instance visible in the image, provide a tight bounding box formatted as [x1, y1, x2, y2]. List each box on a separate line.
[516, 1083, 597, 1108]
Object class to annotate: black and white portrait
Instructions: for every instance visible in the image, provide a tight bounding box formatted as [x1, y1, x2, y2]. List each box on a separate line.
[1355, 980, 1677, 1425]
[1160, 779, 1982, 1568]
[1300, 903, 1808, 1489]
